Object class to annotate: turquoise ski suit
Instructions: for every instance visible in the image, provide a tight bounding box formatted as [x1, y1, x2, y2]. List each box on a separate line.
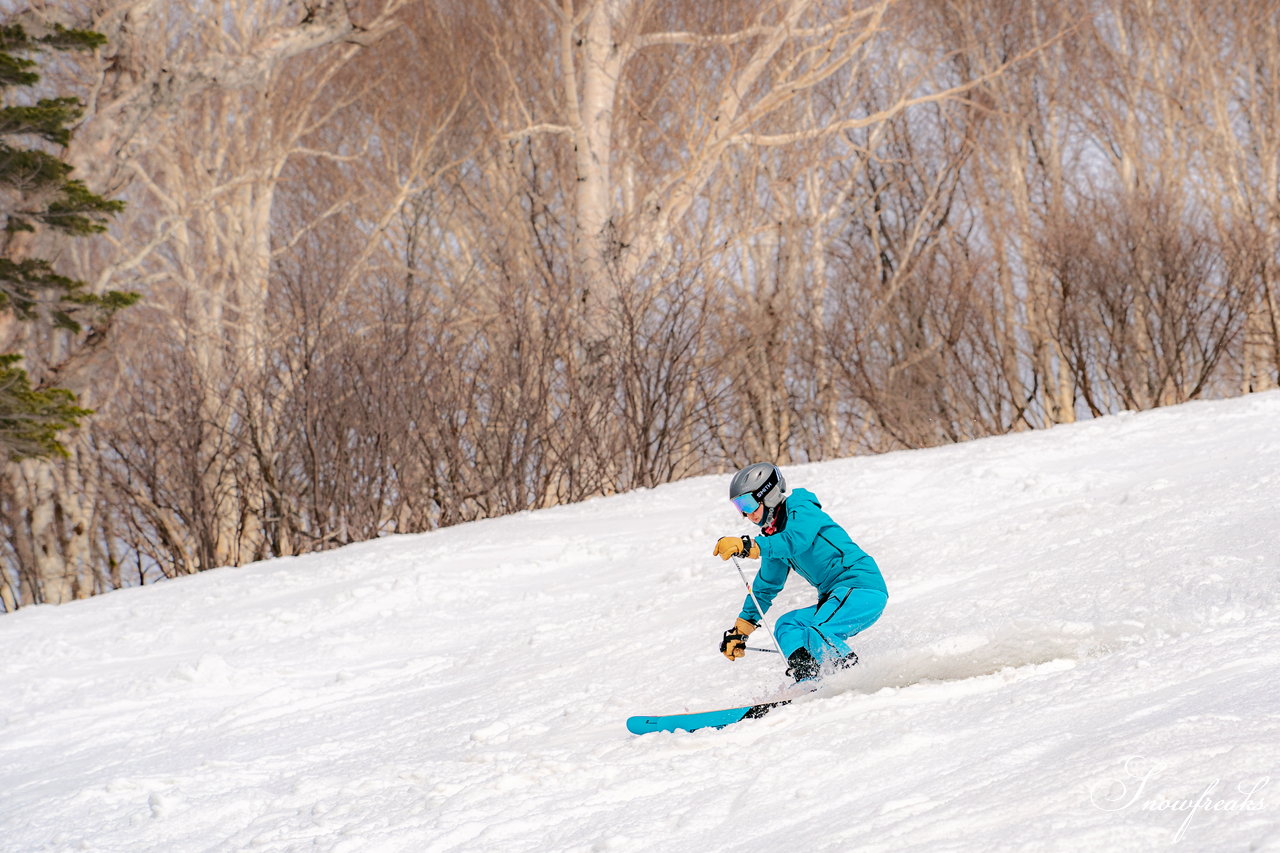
[739, 488, 887, 663]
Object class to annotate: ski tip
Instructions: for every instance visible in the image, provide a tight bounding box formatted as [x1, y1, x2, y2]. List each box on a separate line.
[625, 716, 654, 735]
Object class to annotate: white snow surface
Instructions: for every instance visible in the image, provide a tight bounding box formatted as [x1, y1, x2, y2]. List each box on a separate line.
[3, 393, 1280, 853]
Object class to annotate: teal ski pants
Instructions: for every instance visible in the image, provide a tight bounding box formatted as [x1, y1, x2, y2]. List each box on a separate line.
[773, 587, 887, 663]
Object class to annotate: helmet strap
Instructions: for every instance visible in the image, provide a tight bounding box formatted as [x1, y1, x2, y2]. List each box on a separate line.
[759, 499, 787, 535]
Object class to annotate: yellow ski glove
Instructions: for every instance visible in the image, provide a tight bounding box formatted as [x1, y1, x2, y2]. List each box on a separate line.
[720, 617, 758, 661]
[712, 535, 760, 560]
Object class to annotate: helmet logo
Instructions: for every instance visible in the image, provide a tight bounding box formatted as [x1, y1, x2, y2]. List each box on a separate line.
[749, 467, 779, 505]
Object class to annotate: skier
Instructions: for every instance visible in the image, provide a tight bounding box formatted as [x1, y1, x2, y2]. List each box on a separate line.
[713, 462, 888, 682]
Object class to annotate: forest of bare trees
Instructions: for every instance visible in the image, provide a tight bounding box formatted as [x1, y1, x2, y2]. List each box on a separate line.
[2, 0, 1276, 609]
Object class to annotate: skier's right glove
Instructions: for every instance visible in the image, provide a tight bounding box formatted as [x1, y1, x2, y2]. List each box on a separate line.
[713, 535, 760, 560]
[720, 617, 758, 661]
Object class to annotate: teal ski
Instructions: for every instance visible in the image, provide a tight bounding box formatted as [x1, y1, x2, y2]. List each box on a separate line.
[626, 697, 793, 735]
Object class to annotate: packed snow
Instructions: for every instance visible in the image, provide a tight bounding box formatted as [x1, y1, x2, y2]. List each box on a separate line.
[3, 392, 1279, 852]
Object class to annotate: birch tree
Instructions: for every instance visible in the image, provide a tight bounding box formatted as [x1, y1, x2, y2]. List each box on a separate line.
[491, 0, 1025, 461]
[1, 0, 411, 606]
[1179, 0, 1280, 393]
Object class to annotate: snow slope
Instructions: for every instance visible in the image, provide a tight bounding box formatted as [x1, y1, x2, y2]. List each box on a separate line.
[3, 393, 1279, 853]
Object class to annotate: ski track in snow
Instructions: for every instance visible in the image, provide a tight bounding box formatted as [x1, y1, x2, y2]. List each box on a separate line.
[2, 393, 1280, 852]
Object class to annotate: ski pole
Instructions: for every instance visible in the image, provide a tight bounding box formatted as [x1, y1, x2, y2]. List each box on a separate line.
[730, 554, 788, 662]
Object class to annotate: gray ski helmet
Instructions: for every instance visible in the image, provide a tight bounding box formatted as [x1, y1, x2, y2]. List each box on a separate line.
[728, 462, 787, 513]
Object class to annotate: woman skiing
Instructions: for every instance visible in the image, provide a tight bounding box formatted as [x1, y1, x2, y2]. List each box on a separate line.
[713, 462, 888, 682]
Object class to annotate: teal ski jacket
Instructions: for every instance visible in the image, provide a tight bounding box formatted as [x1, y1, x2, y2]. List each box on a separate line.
[739, 488, 886, 624]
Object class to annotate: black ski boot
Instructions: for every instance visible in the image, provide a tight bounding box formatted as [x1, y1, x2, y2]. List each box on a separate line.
[786, 648, 821, 683]
[835, 650, 859, 670]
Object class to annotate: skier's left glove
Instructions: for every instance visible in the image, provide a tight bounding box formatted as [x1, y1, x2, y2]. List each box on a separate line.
[720, 617, 758, 661]
[713, 535, 760, 560]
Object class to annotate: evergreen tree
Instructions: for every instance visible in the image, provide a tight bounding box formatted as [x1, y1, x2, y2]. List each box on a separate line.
[0, 22, 135, 460]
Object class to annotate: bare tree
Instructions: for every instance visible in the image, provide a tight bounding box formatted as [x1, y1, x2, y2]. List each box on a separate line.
[1175, 0, 1280, 392]
[1044, 191, 1249, 414]
[1, 0, 411, 605]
